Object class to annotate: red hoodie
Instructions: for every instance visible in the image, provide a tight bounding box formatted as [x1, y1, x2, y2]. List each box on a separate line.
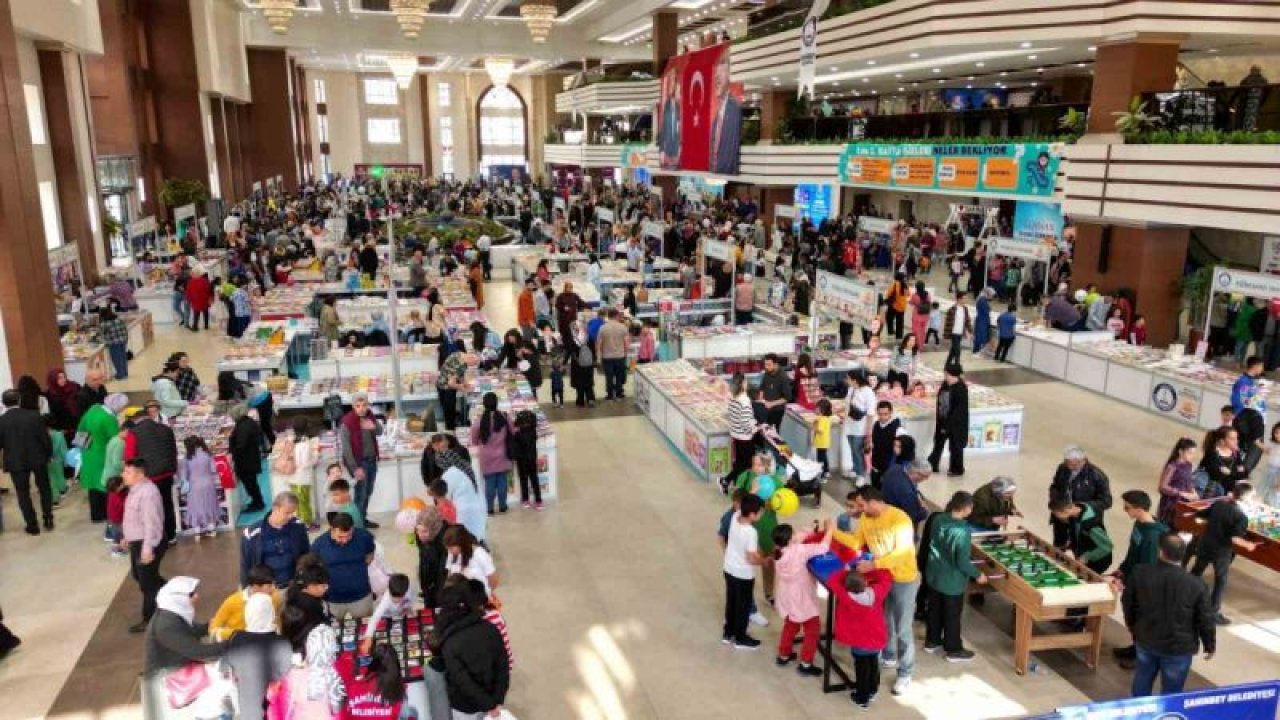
[828, 568, 893, 653]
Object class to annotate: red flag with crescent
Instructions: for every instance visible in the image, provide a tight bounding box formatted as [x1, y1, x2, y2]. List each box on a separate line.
[678, 43, 724, 172]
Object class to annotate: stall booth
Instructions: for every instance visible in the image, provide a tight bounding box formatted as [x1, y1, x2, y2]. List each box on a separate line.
[944, 204, 1000, 254]
[634, 361, 732, 483]
[985, 236, 1055, 305]
[700, 235, 737, 323]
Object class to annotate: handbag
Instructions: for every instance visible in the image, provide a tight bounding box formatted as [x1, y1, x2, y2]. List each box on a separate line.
[164, 661, 211, 709]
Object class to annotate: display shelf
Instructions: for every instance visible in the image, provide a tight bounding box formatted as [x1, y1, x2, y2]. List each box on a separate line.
[1173, 499, 1280, 573]
[634, 361, 732, 482]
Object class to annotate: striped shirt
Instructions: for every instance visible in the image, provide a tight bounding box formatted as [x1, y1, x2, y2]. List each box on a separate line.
[483, 608, 514, 670]
[727, 395, 756, 441]
[101, 318, 130, 346]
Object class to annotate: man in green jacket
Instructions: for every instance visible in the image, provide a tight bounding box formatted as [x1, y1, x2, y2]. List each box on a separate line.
[1112, 489, 1169, 666]
[924, 491, 988, 662]
[1048, 494, 1114, 574]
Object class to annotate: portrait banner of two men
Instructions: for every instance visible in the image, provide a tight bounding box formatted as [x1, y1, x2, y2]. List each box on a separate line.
[657, 42, 743, 175]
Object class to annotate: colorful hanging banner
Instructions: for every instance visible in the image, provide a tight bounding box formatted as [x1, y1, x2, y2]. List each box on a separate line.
[814, 270, 878, 326]
[838, 142, 1063, 199]
[1052, 681, 1280, 720]
[1013, 200, 1065, 244]
[797, 0, 829, 100]
[619, 143, 649, 169]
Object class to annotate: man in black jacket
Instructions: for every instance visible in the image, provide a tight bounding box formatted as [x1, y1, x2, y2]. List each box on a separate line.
[0, 389, 54, 533]
[1049, 446, 1113, 547]
[229, 404, 266, 514]
[436, 584, 510, 717]
[74, 368, 109, 418]
[756, 354, 793, 428]
[1190, 482, 1258, 626]
[132, 401, 179, 542]
[1123, 533, 1215, 697]
[927, 364, 969, 476]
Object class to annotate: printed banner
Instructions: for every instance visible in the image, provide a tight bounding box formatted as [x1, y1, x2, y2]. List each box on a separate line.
[619, 143, 649, 169]
[1213, 266, 1280, 300]
[838, 142, 1063, 199]
[703, 237, 733, 263]
[992, 236, 1055, 263]
[128, 216, 157, 238]
[642, 221, 665, 240]
[774, 204, 795, 219]
[814, 270, 878, 326]
[1054, 681, 1280, 720]
[1150, 375, 1204, 423]
[1013, 200, 1065, 244]
[1260, 235, 1280, 275]
[797, 0, 829, 100]
[858, 216, 896, 235]
[353, 163, 424, 181]
[656, 43, 741, 174]
[794, 184, 834, 227]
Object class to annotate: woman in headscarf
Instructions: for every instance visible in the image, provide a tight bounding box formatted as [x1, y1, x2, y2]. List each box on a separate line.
[76, 392, 128, 524]
[364, 312, 392, 347]
[16, 375, 49, 414]
[142, 577, 230, 720]
[974, 287, 994, 354]
[44, 368, 81, 432]
[270, 605, 344, 720]
[225, 594, 291, 720]
[415, 506, 453, 610]
[431, 434, 487, 542]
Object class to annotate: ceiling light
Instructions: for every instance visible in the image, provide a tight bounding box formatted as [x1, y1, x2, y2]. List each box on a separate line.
[976, 61, 984, 67]
[386, 52, 418, 89]
[519, 0, 560, 42]
[1027, 54, 1037, 60]
[830, 66, 839, 71]
[861, 77, 868, 83]
[1076, 62, 1086, 67]
[909, 52, 920, 58]
[389, 0, 428, 38]
[1036, 67, 1044, 72]
[1208, 48, 1219, 53]
[931, 68, 941, 73]
[1031, 81, 1038, 86]
[897, 86, 904, 91]
[871, 90, 877, 94]
[866, 60, 876, 65]
[937, 79, 944, 83]
[965, 84, 972, 89]
[1000, 71, 1007, 76]
[911, 82, 918, 87]
[894, 73, 902, 78]
[967, 75, 973, 80]
[259, 0, 294, 34]
[1088, 45, 1096, 51]
[485, 57, 515, 88]
[1020, 42, 1031, 48]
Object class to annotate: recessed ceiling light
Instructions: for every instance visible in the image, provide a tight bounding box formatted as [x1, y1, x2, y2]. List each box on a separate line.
[861, 77, 868, 83]
[871, 89, 878, 94]
[1088, 45, 1096, 51]
[975, 62, 984, 67]
[967, 75, 974, 80]
[897, 87, 904, 91]
[830, 66, 839, 72]
[1208, 48, 1219, 53]
[931, 68, 941, 73]
[770, 76, 778, 81]
[1000, 71, 1008, 76]
[1036, 67, 1044, 72]
[909, 52, 920, 58]
[966, 84, 972, 89]
[1031, 81, 1038, 86]
[1027, 54, 1037, 60]
[911, 82, 918, 87]
[937, 79, 944, 83]
[1020, 42, 1031, 48]
[1076, 62, 1087, 67]
[894, 73, 903, 78]
[866, 60, 875, 65]
[832, 81, 839, 85]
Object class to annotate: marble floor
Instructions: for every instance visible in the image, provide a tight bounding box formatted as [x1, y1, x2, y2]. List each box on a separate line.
[2, 276, 1278, 720]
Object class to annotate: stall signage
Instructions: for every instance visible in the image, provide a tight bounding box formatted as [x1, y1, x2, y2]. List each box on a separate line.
[595, 207, 615, 223]
[642, 221, 665, 240]
[703, 237, 732, 262]
[774, 204, 796, 219]
[128, 216, 157, 238]
[1054, 680, 1280, 720]
[794, 183, 833, 226]
[1013, 200, 1065, 244]
[858, 216, 896, 235]
[1214, 266, 1280, 300]
[1149, 377, 1203, 423]
[838, 142, 1063, 199]
[993, 236, 1055, 263]
[814, 270, 878, 326]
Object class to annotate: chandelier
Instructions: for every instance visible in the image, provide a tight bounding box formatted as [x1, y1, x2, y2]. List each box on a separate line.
[390, 0, 429, 39]
[485, 57, 515, 88]
[519, 0, 557, 43]
[385, 53, 419, 90]
[259, 0, 295, 35]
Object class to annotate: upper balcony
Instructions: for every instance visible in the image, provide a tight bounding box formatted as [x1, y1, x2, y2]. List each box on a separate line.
[555, 78, 659, 117]
[753, 101, 1087, 145]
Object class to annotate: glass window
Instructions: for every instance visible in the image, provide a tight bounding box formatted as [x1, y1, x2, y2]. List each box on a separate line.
[38, 180, 61, 249]
[317, 115, 330, 143]
[442, 151, 454, 177]
[363, 77, 399, 105]
[367, 117, 401, 144]
[24, 84, 46, 145]
[437, 81, 451, 108]
[313, 78, 327, 104]
[320, 154, 332, 177]
[478, 86, 527, 171]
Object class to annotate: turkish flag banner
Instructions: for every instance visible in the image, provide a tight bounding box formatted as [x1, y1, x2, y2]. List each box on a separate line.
[678, 43, 725, 172]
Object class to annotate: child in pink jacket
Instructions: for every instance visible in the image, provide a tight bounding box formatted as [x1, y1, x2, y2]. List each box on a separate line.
[771, 520, 833, 675]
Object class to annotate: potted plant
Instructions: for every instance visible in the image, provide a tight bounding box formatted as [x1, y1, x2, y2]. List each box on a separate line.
[1058, 107, 1087, 136]
[102, 212, 122, 239]
[1113, 96, 1158, 141]
[158, 178, 210, 212]
[1179, 265, 1214, 346]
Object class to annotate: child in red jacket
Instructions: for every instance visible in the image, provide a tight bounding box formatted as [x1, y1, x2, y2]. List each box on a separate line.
[831, 567, 893, 709]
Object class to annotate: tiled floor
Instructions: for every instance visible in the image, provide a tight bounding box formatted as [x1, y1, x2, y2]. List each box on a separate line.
[4, 277, 1279, 720]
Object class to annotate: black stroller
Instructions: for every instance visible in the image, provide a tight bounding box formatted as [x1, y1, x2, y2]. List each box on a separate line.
[758, 425, 826, 508]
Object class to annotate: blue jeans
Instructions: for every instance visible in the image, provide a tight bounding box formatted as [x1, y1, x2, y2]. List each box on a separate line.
[355, 457, 378, 520]
[602, 357, 627, 399]
[107, 342, 129, 379]
[172, 291, 188, 325]
[1131, 645, 1193, 697]
[881, 578, 919, 678]
[484, 471, 509, 513]
[846, 435, 867, 478]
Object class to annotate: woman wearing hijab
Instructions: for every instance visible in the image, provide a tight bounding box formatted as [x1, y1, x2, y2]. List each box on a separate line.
[142, 577, 230, 720]
[974, 287, 994, 354]
[76, 392, 128, 524]
[431, 434, 487, 542]
[225, 594, 292, 720]
[45, 368, 81, 432]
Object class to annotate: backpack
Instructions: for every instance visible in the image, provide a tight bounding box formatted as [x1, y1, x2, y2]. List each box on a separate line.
[576, 343, 594, 368]
[270, 435, 297, 475]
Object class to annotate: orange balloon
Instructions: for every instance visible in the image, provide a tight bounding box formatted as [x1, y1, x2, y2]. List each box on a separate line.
[401, 497, 428, 512]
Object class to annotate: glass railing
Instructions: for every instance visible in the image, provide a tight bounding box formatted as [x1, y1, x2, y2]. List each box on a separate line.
[1140, 84, 1280, 134]
[546, 130, 652, 145]
[770, 102, 1087, 144]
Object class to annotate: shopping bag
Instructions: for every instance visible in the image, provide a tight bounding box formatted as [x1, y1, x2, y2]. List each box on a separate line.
[164, 661, 211, 709]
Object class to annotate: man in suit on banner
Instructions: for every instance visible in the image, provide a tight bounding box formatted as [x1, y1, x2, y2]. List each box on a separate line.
[710, 51, 742, 175]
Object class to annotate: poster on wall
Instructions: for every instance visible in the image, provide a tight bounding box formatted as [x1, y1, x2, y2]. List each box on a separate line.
[353, 164, 425, 181]
[656, 43, 741, 174]
[793, 184, 833, 227]
[814, 270, 878, 326]
[619, 143, 649, 169]
[838, 142, 1063, 199]
[1260, 236, 1280, 276]
[1013, 200, 1065, 244]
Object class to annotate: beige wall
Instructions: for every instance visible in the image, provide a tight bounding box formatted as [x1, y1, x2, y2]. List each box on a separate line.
[356, 72, 422, 167]
[10, 0, 103, 55]
[189, 0, 251, 103]
[16, 36, 62, 249]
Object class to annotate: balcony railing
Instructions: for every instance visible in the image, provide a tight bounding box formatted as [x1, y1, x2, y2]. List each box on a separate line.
[547, 130, 652, 145]
[1140, 84, 1280, 134]
[769, 102, 1087, 144]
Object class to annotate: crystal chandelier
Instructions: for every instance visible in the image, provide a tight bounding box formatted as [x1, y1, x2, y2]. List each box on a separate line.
[519, 0, 557, 44]
[390, 0, 429, 39]
[385, 53, 419, 90]
[485, 57, 515, 88]
[259, 0, 295, 35]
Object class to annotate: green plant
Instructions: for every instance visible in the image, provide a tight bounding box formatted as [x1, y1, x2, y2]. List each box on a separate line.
[1058, 107, 1087, 136]
[1180, 266, 1214, 329]
[1113, 96, 1158, 140]
[102, 212, 122, 238]
[1134, 128, 1280, 145]
[158, 178, 209, 210]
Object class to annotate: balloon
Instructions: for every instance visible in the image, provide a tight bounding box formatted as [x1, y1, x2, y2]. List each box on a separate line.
[770, 488, 800, 517]
[394, 509, 420, 534]
[754, 475, 777, 501]
[401, 497, 428, 513]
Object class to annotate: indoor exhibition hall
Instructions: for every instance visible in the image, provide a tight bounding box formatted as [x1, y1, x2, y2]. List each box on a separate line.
[0, 1, 1279, 719]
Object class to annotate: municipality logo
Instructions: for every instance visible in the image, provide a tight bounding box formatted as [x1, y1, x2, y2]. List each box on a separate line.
[1152, 382, 1177, 412]
[1216, 271, 1233, 290]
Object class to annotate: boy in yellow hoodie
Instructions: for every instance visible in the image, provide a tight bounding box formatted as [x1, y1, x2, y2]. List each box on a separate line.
[209, 565, 282, 641]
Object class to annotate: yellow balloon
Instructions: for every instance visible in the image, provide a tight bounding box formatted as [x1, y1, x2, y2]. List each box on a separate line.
[770, 488, 800, 517]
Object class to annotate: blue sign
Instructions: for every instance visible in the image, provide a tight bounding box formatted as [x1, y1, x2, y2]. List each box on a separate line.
[1053, 681, 1280, 720]
[634, 167, 651, 187]
[1013, 200, 1065, 244]
[794, 183, 834, 227]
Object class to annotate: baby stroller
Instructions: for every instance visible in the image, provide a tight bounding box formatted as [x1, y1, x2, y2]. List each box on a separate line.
[758, 425, 826, 508]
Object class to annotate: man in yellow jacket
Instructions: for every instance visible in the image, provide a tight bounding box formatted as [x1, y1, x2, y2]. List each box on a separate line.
[209, 565, 283, 641]
[834, 486, 920, 697]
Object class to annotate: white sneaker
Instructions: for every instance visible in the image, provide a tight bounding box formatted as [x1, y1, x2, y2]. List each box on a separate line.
[750, 612, 769, 627]
[881, 658, 898, 669]
[891, 676, 912, 696]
